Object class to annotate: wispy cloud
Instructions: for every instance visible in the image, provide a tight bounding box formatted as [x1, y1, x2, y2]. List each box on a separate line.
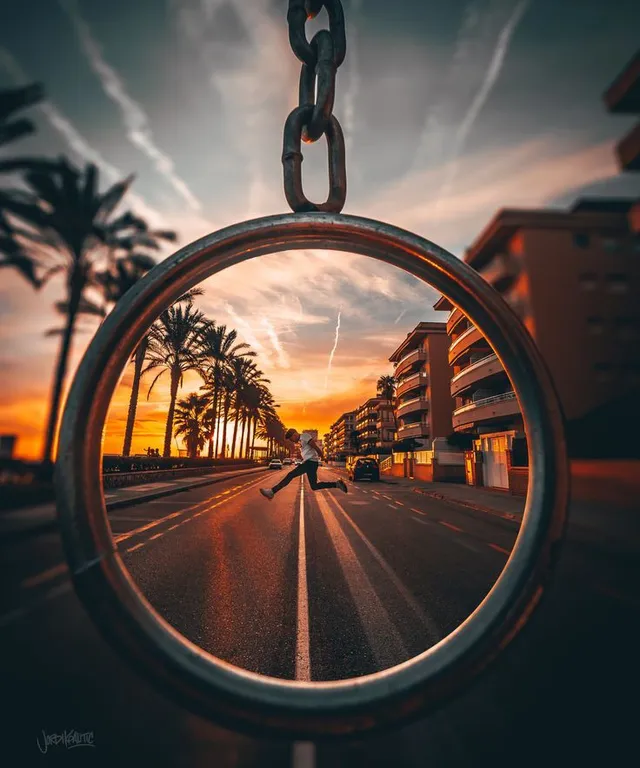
[0, 46, 163, 226]
[433, 0, 531, 213]
[60, 0, 202, 213]
[262, 316, 290, 369]
[324, 309, 342, 391]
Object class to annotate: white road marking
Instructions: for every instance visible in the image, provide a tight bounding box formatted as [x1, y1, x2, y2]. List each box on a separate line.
[315, 493, 409, 668]
[295, 478, 311, 680]
[126, 542, 147, 553]
[293, 477, 315, 768]
[348, 501, 369, 506]
[327, 495, 442, 642]
[411, 508, 426, 516]
[148, 533, 164, 541]
[389, 504, 399, 510]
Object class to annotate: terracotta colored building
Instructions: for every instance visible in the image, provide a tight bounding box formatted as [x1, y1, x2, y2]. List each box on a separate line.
[354, 397, 386, 454]
[435, 196, 640, 488]
[388, 323, 455, 448]
[375, 401, 395, 452]
[328, 411, 356, 460]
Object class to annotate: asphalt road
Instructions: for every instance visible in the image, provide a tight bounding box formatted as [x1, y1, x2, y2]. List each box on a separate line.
[1, 466, 638, 767]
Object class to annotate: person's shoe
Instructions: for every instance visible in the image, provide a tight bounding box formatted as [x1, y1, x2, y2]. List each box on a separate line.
[336, 479, 348, 494]
[260, 488, 275, 500]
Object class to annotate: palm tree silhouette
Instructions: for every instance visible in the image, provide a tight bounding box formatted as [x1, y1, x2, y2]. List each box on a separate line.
[120, 288, 202, 457]
[0, 158, 168, 466]
[377, 373, 397, 432]
[0, 84, 45, 287]
[143, 302, 208, 457]
[198, 324, 256, 458]
[174, 393, 210, 458]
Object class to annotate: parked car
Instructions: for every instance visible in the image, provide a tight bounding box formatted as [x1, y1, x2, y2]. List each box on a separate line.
[348, 457, 380, 482]
[268, 459, 283, 470]
[283, 458, 292, 465]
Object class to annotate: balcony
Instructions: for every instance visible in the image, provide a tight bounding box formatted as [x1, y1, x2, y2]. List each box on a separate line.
[450, 353, 503, 397]
[452, 391, 520, 429]
[396, 422, 429, 440]
[395, 348, 427, 377]
[397, 397, 429, 418]
[446, 306, 467, 337]
[376, 417, 395, 429]
[396, 371, 428, 398]
[448, 325, 483, 366]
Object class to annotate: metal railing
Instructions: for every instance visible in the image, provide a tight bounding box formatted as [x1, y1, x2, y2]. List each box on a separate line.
[453, 390, 516, 415]
[450, 353, 499, 383]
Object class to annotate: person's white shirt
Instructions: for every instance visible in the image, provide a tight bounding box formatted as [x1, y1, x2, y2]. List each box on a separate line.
[299, 431, 319, 463]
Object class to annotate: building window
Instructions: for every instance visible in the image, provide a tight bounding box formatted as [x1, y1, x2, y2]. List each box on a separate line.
[586, 316, 605, 335]
[605, 273, 629, 294]
[579, 272, 598, 291]
[574, 233, 590, 249]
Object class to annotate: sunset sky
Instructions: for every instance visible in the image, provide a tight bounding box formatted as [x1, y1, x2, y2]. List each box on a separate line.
[1, 0, 639, 459]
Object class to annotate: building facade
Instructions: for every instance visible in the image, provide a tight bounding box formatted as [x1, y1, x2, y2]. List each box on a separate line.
[388, 323, 456, 449]
[375, 401, 395, 452]
[434, 196, 640, 488]
[328, 411, 356, 460]
[354, 398, 384, 454]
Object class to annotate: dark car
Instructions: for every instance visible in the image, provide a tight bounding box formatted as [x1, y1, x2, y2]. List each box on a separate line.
[349, 457, 380, 482]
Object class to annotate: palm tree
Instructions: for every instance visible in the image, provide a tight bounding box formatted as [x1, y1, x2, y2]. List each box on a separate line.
[143, 302, 208, 457]
[227, 359, 268, 459]
[377, 373, 398, 431]
[198, 325, 255, 458]
[120, 288, 202, 457]
[0, 159, 166, 466]
[0, 83, 45, 151]
[174, 393, 210, 458]
[0, 84, 44, 286]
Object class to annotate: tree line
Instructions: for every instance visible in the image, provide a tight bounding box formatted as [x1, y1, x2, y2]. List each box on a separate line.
[0, 84, 288, 465]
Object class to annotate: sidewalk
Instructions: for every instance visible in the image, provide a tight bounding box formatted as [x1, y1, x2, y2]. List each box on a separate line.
[383, 475, 524, 522]
[0, 466, 267, 540]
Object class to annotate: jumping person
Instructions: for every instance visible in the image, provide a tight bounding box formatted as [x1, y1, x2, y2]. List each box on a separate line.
[260, 428, 348, 500]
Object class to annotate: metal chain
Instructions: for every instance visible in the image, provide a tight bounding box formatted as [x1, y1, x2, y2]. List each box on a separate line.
[282, 0, 347, 213]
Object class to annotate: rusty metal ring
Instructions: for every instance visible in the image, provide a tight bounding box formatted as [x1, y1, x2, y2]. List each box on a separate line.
[55, 213, 568, 739]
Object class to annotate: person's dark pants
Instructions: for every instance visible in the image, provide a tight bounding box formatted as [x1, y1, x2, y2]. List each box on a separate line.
[272, 460, 338, 494]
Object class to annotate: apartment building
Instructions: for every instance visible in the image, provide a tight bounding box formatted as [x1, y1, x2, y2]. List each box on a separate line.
[328, 411, 356, 460]
[434, 194, 640, 487]
[375, 402, 395, 452]
[355, 398, 385, 454]
[387, 323, 456, 449]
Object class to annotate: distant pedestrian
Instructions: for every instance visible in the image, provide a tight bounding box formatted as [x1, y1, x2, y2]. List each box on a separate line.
[260, 428, 347, 500]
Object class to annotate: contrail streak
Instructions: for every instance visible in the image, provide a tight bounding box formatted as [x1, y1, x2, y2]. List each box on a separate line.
[324, 309, 342, 391]
[434, 0, 531, 210]
[60, 0, 202, 212]
[394, 309, 407, 324]
[0, 47, 163, 226]
[262, 317, 290, 368]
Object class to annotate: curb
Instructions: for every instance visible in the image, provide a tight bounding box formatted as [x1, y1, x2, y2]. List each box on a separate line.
[0, 467, 267, 541]
[411, 487, 520, 523]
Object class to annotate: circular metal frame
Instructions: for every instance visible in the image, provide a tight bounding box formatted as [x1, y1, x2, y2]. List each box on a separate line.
[55, 213, 568, 739]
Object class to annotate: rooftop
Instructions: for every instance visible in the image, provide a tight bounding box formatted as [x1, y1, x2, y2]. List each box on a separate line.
[388, 322, 448, 362]
[464, 200, 634, 269]
[603, 50, 640, 114]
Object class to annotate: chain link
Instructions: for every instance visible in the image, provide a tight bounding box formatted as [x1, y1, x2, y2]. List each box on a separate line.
[283, 0, 347, 213]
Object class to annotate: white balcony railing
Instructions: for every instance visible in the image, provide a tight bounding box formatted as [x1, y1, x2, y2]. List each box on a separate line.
[450, 353, 499, 384]
[448, 324, 476, 353]
[453, 390, 516, 416]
